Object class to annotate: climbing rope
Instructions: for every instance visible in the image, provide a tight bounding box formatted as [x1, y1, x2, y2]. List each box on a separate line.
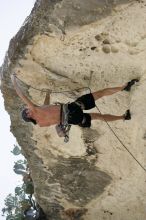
[87, 87, 146, 173]
[96, 102, 146, 172]
[15, 75, 146, 172]
[15, 75, 90, 94]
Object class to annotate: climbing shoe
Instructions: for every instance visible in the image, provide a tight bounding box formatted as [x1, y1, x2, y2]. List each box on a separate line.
[123, 79, 139, 91]
[124, 109, 131, 120]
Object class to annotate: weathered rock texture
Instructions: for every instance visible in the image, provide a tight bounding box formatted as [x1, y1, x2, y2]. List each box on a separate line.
[1, 0, 146, 219]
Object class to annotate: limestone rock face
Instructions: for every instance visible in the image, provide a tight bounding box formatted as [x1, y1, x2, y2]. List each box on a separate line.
[1, 0, 146, 219]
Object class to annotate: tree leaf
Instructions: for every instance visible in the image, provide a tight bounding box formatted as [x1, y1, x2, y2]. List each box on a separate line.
[11, 145, 21, 156]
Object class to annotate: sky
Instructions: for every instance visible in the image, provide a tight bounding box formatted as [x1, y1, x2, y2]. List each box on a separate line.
[0, 0, 35, 218]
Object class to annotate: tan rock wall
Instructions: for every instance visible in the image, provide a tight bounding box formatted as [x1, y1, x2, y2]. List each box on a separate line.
[1, 0, 146, 219]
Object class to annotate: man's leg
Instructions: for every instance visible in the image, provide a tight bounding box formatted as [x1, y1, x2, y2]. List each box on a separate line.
[90, 110, 131, 121]
[90, 113, 124, 122]
[92, 85, 126, 101]
[79, 110, 131, 128]
[92, 79, 139, 101]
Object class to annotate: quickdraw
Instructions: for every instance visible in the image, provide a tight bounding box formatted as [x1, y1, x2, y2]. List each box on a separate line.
[55, 103, 72, 143]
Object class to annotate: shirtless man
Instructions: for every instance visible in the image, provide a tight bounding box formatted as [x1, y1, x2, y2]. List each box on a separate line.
[11, 74, 138, 128]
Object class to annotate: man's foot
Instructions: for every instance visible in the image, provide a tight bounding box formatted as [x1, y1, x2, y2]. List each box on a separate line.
[123, 79, 139, 91]
[124, 109, 131, 120]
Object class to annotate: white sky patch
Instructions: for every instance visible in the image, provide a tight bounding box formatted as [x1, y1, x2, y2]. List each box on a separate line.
[0, 0, 35, 217]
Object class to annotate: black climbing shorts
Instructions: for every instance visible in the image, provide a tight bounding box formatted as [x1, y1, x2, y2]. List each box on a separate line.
[75, 93, 96, 110]
[67, 93, 95, 128]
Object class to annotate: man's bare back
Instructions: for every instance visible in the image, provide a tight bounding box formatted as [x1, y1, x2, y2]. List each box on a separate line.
[32, 105, 61, 127]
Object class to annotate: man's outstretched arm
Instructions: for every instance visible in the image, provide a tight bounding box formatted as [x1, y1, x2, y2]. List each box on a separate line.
[11, 74, 35, 110]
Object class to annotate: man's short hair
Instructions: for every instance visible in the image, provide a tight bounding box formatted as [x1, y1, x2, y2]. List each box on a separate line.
[21, 108, 37, 125]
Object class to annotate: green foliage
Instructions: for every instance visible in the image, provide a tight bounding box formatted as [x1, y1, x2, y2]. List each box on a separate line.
[1, 145, 36, 219]
[6, 213, 25, 220]
[20, 199, 31, 210]
[13, 160, 27, 175]
[2, 193, 23, 219]
[15, 187, 23, 196]
[11, 145, 28, 176]
[24, 182, 34, 195]
[1, 182, 34, 219]
[11, 145, 21, 156]
[4, 194, 17, 210]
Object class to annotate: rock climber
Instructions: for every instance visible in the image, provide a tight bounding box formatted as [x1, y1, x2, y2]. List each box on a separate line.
[11, 74, 138, 129]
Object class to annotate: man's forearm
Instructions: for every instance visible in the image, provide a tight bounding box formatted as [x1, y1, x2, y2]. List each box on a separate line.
[11, 75, 35, 109]
[12, 76, 27, 102]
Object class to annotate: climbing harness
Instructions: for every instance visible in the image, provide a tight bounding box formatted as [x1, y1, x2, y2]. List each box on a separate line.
[14, 75, 146, 172]
[55, 103, 71, 143]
